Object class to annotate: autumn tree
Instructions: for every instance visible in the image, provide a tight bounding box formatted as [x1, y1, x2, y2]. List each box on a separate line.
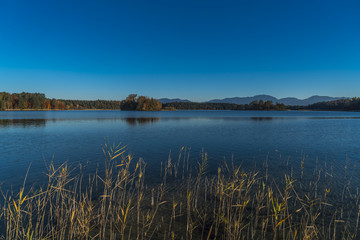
[120, 94, 162, 111]
[136, 96, 162, 111]
[121, 94, 138, 110]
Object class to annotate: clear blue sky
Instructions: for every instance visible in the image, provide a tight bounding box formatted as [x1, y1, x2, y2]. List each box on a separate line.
[1, 0, 359, 101]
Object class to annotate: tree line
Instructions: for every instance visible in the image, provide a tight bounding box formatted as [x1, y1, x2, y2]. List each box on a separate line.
[0, 92, 287, 111]
[293, 97, 360, 111]
[0, 92, 47, 110]
[0, 92, 122, 110]
[0, 92, 162, 111]
[2, 92, 357, 111]
[163, 100, 287, 111]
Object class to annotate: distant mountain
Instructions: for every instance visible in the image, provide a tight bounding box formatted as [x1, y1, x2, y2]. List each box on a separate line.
[158, 98, 191, 104]
[160, 95, 348, 106]
[290, 95, 345, 106]
[279, 95, 348, 106]
[207, 95, 348, 106]
[207, 95, 278, 105]
[276, 97, 303, 106]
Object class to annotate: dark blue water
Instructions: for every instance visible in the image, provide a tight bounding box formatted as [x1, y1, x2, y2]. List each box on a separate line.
[1, 110, 360, 189]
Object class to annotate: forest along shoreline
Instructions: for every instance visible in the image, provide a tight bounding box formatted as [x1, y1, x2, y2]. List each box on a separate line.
[1, 91, 360, 111]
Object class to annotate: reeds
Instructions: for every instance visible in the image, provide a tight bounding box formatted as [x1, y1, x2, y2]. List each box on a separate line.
[1, 143, 359, 239]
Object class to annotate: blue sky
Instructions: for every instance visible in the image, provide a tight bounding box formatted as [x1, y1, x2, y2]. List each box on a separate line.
[0, 0, 359, 101]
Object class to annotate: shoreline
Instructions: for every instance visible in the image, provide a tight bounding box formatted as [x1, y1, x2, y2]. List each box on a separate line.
[1, 109, 120, 111]
[2, 109, 360, 112]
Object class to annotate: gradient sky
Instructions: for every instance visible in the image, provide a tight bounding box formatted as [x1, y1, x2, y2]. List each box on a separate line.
[1, 0, 359, 101]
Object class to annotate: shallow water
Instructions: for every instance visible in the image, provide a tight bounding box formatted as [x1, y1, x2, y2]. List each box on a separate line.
[1, 110, 360, 190]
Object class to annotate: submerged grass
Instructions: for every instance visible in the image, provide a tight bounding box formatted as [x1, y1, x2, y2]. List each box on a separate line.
[1, 143, 359, 239]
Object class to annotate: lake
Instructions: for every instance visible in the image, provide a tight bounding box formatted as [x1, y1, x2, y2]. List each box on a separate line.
[1, 110, 360, 191]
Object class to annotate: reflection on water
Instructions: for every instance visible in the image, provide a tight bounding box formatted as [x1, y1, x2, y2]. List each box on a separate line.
[3, 115, 360, 128]
[124, 117, 160, 126]
[0, 119, 46, 128]
[0, 117, 161, 128]
[250, 117, 276, 121]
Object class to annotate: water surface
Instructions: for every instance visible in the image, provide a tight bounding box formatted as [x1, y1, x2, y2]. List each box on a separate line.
[1, 110, 360, 190]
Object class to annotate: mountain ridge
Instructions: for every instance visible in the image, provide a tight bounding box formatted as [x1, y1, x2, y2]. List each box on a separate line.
[158, 98, 191, 104]
[159, 95, 349, 106]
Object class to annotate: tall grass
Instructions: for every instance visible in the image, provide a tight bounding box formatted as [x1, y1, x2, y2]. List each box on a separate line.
[1, 143, 359, 239]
